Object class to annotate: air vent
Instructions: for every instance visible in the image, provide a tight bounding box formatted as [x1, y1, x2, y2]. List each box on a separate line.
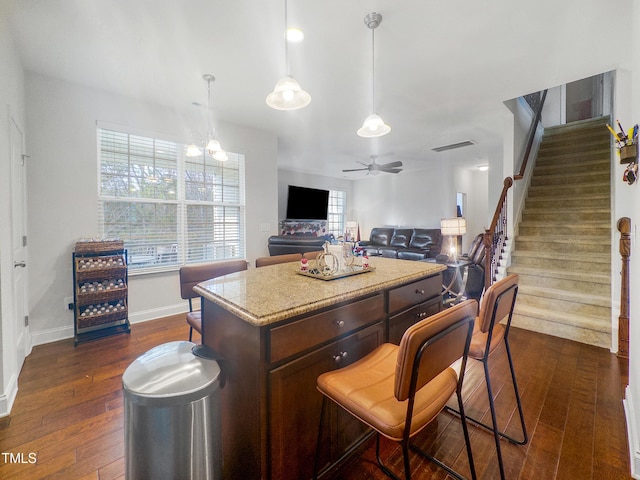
[431, 140, 475, 152]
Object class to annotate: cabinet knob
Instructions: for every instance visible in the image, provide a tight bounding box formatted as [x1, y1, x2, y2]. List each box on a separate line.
[333, 351, 348, 364]
[415, 289, 425, 295]
[336, 320, 345, 328]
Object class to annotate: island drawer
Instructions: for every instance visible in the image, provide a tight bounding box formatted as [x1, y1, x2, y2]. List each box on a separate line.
[269, 294, 384, 363]
[388, 274, 441, 314]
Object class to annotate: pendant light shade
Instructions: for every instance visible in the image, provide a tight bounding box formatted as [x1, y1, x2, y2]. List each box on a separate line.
[357, 12, 390, 138]
[266, 0, 311, 111]
[187, 74, 228, 161]
[267, 75, 311, 110]
[186, 143, 203, 157]
[357, 113, 391, 138]
[205, 138, 221, 153]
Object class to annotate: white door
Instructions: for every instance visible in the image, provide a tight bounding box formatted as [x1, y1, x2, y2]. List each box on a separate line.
[10, 115, 29, 372]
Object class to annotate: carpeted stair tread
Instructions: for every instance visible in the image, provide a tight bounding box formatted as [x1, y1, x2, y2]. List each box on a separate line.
[508, 264, 610, 285]
[514, 234, 610, 245]
[506, 116, 612, 348]
[513, 304, 611, 333]
[517, 284, 610, 308]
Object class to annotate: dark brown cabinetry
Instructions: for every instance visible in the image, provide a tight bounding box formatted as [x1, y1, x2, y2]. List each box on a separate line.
[270, 321, 384, 480]
[200, 269, 442, 480]
[388, 274, 442, 344]
[72, 241, 130, 345]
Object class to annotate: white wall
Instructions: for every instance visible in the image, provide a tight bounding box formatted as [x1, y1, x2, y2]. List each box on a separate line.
[348, 162, 490, 248]
[0, 6, 26, 416]
[453, 166, 489, 253]
[624, 2, 640, 475]
[25, 73, 278, 345]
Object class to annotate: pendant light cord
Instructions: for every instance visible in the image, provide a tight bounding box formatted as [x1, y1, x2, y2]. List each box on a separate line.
[284, 0, 290, 75]
[371, 26, 375, 113]
[207, 78, 212, 134]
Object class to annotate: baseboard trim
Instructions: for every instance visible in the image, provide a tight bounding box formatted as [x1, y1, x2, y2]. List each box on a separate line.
[30, 304, 188, 346]
[128, 303, 187, 324]
[0, 373, 18, 418]
[31, 325, 74, 346]
[624, 385, 640, 479]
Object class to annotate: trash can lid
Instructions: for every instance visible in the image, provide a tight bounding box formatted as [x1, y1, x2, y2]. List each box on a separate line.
[122, 341, 221, 398]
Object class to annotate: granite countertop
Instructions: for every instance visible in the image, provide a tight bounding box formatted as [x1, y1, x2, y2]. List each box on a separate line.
[193, 257, 446, 326]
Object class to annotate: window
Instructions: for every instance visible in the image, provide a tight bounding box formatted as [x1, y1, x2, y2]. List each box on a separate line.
[98, 126, 245, 272]
[327, 190, 346, 238]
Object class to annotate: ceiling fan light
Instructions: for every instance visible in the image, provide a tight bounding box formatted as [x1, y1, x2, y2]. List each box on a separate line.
[357, 113, 391, 138]
[266, 75, 311, 111]
[212, 149, 228, 162]
[186, 144, 203, 157]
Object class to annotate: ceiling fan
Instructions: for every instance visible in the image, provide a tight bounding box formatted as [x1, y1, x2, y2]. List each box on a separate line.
[342, 155, 403, 175]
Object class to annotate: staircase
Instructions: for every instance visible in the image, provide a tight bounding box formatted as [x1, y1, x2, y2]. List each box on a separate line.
[507, 116, 612, 348]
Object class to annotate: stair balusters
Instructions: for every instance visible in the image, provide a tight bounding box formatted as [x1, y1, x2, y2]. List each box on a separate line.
[484, 177, 513, 289]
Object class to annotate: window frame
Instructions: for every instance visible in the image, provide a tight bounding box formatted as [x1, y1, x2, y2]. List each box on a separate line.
[97, 123, 246, 275]
[327, 189, 346, 238]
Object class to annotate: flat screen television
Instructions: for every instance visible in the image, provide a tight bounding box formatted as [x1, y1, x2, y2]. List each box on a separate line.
[286, 185, 329, 220]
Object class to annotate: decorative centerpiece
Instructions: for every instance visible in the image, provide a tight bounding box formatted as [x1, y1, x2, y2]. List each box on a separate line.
[298, 241, 374, 280]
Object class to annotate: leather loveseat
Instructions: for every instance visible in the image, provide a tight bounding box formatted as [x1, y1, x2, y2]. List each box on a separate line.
[360, 227, 442, 261]
[267, 235, 328, 256]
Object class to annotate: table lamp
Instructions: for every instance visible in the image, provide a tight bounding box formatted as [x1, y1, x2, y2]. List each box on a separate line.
[440, 217, 467, 259]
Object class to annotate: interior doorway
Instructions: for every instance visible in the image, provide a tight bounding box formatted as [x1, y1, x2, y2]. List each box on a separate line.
[565, 72, 613, 123]
[10, 113, 29, 375]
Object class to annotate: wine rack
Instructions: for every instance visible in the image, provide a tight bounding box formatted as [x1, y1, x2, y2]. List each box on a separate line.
[72, 241, 130, 345]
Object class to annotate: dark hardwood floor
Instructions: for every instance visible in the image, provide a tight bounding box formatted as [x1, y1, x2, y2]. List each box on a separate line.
[0, 315, 631, 479]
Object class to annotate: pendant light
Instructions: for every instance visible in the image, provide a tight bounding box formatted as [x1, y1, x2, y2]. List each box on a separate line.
[187, 74, 228, 161]
[266, 0, 311, 110]
[357, 12, 390, 138]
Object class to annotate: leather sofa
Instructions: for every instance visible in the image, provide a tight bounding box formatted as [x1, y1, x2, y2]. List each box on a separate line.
[267, 235, 328, 256]
[360, 227, 442, 261]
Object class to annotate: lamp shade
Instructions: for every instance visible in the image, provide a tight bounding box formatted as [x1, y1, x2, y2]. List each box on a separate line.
[357, 113, 391, 138]
[205, 138, 222, 153]
[266, 75, 311, 111]
[440, 217, 467, 236]
[212, 149, 228, 162]
[186, 144, 203, 157]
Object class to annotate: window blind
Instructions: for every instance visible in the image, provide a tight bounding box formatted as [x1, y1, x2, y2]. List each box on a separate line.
[97, 127, 245, 272]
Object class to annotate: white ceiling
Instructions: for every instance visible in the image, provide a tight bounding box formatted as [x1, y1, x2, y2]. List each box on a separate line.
[4, 0, 628, 178]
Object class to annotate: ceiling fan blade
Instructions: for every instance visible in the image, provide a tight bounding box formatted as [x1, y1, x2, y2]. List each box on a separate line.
[381, 168, 403, 174]
[342, 168, 369, 172]
[379, 161, 403, 169]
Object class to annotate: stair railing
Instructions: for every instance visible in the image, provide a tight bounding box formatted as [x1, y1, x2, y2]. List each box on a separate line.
[617, 217, 631, 361]
[483, 89, 547, 288]
[484, 177, 513, 288]
[515, 89, 548, 180]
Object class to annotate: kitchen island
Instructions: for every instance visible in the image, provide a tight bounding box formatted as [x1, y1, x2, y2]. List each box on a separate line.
[194, 257, 445, 480]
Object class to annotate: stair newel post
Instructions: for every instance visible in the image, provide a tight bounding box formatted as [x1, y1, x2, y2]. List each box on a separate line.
[617, 217, 631, 361]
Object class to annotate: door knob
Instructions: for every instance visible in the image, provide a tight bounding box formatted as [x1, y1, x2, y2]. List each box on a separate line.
[14, 261, 26, 268]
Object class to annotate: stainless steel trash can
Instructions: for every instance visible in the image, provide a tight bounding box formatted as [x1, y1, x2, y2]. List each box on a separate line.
[122, 341, 223, 480]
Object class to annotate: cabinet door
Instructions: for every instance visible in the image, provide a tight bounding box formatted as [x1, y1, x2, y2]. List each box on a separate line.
[333, 324, 385, 459]
[269, 322, 384, 480]
[388, 297, 441, 345]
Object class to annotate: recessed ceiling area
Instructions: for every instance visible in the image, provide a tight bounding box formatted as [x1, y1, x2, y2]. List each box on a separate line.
[4, 0, 628, 178]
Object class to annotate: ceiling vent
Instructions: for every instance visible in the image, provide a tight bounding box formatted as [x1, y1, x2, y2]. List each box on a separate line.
[430, 140, 475, 152]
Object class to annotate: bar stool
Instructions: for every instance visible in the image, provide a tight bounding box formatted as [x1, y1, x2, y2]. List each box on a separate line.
[449, 273, 528, 479]
[179, 260, 248, 341]
[314, 300, 478, 480]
